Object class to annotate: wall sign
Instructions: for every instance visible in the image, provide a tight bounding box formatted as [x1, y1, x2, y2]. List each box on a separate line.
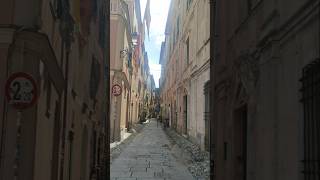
[5, 72, 38, 109]
[112, 84, 122, 96]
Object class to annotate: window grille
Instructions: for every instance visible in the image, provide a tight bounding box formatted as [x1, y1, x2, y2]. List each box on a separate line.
[300, 58, 320, 179]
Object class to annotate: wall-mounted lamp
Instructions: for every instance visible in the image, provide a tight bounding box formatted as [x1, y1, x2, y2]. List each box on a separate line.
[120, 49, 129, 58]
[120, 44, 136, 58]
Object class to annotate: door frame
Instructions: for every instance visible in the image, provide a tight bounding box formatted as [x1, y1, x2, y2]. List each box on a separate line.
[183, 95, 188, 135]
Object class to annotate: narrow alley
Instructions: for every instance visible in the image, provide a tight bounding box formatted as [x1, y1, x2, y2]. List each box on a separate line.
[0, 0, 319, 179]
[111, 119, 196, 180]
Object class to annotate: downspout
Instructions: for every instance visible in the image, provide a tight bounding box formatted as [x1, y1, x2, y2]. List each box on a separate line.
[105, 1, 110, 178]
[209, 0, 217, 179]
[0, 27, 16, 179]
[60, 40, 70, 180]
[59, 40, 65, 180]
[101, 15, 109, 180]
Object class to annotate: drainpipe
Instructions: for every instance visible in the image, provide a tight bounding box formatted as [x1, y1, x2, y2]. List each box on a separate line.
[209, 0, 217, 179]
[67, 130, 74, 180]
[104, 1, 110, 177]
[60, 41, 70, 180]
[0, 27, 16, 179]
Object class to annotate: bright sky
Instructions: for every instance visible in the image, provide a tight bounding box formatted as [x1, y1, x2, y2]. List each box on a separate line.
[140, 0, 171, 88]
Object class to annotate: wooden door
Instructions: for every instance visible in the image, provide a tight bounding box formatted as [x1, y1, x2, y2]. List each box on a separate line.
[183, 95, 188, 135]
[234, 105, 247, 180]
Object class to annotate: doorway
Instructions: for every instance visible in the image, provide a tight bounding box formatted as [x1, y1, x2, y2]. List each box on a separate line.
[126, 92, 130, 129]
[183, 95, 188, 135]
[233, 105, 247, 180]
[173, 100, 177, 130]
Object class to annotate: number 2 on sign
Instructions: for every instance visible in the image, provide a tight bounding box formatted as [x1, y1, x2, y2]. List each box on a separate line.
[12, 82, 21, 101]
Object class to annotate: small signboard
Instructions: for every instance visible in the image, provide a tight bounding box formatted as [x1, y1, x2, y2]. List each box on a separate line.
[112, 84, 122, 96]
[5, 72, 38, 109]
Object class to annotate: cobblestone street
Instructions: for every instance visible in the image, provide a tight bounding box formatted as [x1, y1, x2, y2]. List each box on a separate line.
[110, 119, 196, 180]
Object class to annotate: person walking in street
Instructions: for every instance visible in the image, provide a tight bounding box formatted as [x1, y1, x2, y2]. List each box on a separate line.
[168, 104, 171, 127]
[164, 105, 169, 129]
[155, 103, 160, 127]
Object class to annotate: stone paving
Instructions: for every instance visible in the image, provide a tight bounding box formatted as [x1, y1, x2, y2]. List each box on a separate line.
[164, 129, 210, 179]
[110, 119, 196, 180]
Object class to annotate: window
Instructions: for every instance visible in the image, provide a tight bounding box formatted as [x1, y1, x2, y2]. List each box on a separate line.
[300, 58, 320, 179]
[98, 9, 106, 48]
[173, 30, 176, 47]
[89, 56, 101, 99]
[46, 79, 52, 117]
[176, 58, 179, 76]
[43, 70, 52, 117]
[186, 37, 190, 64]
[49, 1, 58, 20]
[170, 37, 173, 53]
[187, 0, 192, 10]
[92, 0, 98, 19]
[138, 81, 141, 94]
[176, 17, 180, 41]
[173, 65, 175, 81]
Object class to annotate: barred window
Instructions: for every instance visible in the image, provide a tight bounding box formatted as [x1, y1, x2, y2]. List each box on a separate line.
[300, 58, 320, 179]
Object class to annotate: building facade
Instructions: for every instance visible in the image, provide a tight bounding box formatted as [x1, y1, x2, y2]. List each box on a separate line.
[110, 0, 154, 143]
[160, 0, 211, 150]
[110, 0, 133, 142]
[0, 0, 109, 179]
[212, 0, 320, 179]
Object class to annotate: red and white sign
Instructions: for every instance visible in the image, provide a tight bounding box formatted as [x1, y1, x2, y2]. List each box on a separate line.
[112, 84, 122, 96]
[5, 72, 38, 109]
